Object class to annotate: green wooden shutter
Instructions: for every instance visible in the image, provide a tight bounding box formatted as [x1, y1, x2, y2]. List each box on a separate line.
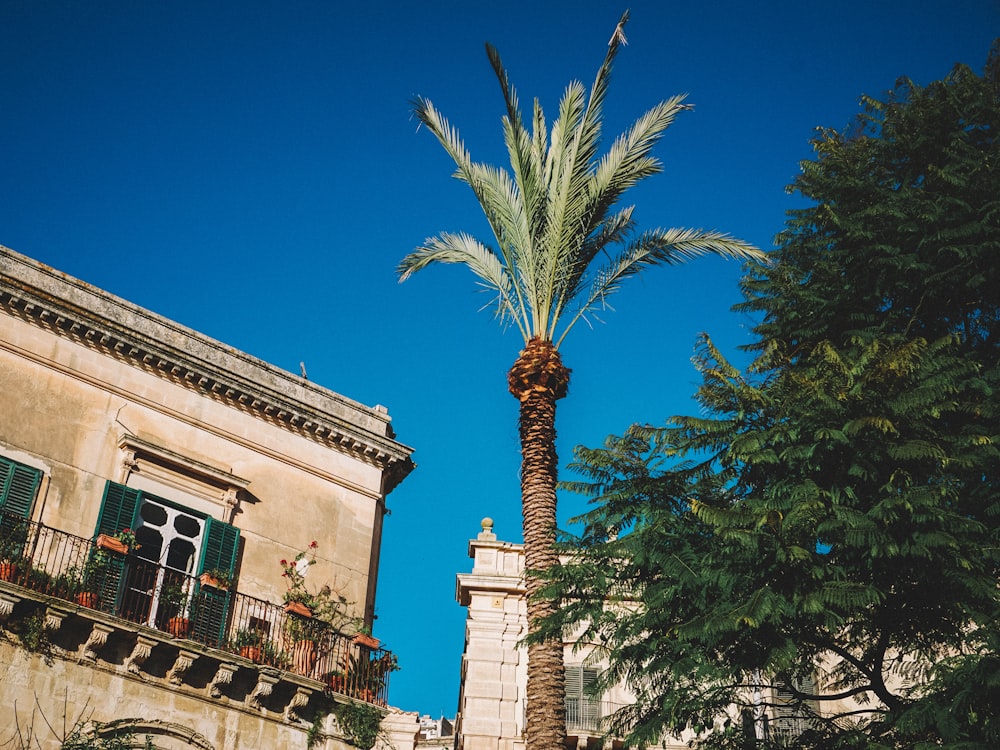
[93, 482, 143, 614]
[0, 458, 42, 564]
[0, 457, 42, 519]
[95, 482, 143, 537]
[192, 517, 240, 648]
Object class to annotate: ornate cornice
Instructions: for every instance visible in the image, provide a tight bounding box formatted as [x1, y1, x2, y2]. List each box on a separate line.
[0, 245, 414, 493]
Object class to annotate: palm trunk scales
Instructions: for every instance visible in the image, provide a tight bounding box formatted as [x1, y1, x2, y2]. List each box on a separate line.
[508, 337, 570, 750]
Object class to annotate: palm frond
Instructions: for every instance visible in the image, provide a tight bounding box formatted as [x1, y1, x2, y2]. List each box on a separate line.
[558, 228, 766, 346]
[398, 232, 526, 338]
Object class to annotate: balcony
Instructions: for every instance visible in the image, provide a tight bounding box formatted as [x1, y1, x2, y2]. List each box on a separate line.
[565, 699, 629, 750]
[0, 510, 393, 722]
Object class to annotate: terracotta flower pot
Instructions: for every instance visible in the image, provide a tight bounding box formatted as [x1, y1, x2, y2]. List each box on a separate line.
[239, 645, 262, 662]
[284, 600, 312, 617]
[199, 573, 223, 589]
[96, 534, 128, 554]
[353, 633, 380, 649]
[0, 562, 19, 582]
[292, 639, 317, 675]
[75, 591, 99, 608]
[166, 617, 192, 638]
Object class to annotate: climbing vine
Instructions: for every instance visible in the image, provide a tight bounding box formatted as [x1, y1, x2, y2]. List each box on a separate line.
[333, 702, 384, 750]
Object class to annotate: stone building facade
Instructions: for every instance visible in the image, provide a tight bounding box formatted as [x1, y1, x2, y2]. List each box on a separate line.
[454, 518, 654, 750]
[454, 519, 881, 750]
[0, 244, 419, 749]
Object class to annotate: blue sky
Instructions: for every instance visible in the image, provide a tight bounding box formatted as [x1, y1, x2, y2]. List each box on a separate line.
[2, 0, 996, 717]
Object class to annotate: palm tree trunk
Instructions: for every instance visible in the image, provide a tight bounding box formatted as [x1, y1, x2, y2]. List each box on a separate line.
[509, 337, 570, 750]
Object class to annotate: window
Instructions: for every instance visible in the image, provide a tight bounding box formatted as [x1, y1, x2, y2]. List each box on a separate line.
[772, 673, 818, 738]
[565, 665, 601, 732]
[0, 455, 42, 519]
[94, 481, 240, 646]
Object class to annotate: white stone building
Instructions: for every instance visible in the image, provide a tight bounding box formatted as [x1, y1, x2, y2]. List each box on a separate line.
[454, 518, 653, 750]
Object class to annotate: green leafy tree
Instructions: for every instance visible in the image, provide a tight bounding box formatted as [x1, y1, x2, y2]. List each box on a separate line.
[398, 12, 763, 749]
[540, 43, 1000, 749]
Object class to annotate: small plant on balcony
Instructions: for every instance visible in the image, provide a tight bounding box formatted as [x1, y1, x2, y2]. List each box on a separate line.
[232, 626, 263, 648]
[280, 541, 352, 632]
[114, 528, 139, 549]
[160, 582, 192, 637]
[344, 650, 399, 705]
[0, 517, 30, 577]
[59, 550, 111, 605]
[199, 567, 234, 590]
[279, 540, 318, 611]
[160, 582, 189, 611]
[96, 528, 140, 554]
[24, 564, 51, 593]
[231, 626, 280, 663]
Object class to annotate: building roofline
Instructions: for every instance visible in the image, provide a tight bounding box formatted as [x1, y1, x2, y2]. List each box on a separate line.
[0, 245, 414, 493]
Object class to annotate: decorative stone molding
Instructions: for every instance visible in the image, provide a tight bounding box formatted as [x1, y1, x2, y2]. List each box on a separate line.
[0, 245, 415, 491]
[0, 592, 21, 620]
[478, 517, 497, 541]
[1, 580, 378, 745]
[120, 447, 139, 482]
[124, 635, 158, 674]
[283, 687, 312, 722]
[118, 435, 250, 518]
[207, 662, 238, 698]
[248, 671, 280, 711]
[81, 622, 114, 661]
[167, 649, 199, 685]
[43, 606, 69, 655]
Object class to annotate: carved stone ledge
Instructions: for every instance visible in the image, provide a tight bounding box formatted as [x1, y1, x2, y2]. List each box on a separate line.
[247, 671, 280, 711]
[207, 662, 239, 698]
[283, 687, 313, 723]
[0, 592, 22, 620]
[81, 623, 114, 661]
[124, 635, 158, 675]
[166, 649, 199, 686]
[43, 606, 69, 632]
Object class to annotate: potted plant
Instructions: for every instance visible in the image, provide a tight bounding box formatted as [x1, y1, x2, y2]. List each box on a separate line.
[232, 627, 268, 662]
[96, 527, 139, 555]
[24, 564, 52, 594]
[343, 651, 398, 705]
[279, 541, 356, 677]
[279, 541, 352, 630]
[280, 540, 319, 616]
[74, 549, 111, 607]
[0, 517, 30, 581]
[160, 582, 192, 637]
[322, 668, 347, 693]
[353, 626, 381, 650]
[198, 567, 234, 590]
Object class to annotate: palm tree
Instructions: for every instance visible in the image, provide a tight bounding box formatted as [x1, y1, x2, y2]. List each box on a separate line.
[399, 12, 766, 749]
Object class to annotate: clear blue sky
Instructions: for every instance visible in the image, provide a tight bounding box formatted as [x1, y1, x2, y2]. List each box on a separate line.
[2, 0, 995, 717]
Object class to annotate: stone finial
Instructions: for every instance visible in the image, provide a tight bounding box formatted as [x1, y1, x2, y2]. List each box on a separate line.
[478, 517, 496, 541]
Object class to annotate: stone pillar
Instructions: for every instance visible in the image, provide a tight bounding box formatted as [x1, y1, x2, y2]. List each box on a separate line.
[377, 709, 419, 750]
[455, 519, 528, 750]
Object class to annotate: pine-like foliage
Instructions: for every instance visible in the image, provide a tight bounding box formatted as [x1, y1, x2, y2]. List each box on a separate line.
[538, 42, 1000, 750]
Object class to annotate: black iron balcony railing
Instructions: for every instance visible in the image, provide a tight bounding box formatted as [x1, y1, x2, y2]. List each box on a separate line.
[0, 510, 392, 706]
